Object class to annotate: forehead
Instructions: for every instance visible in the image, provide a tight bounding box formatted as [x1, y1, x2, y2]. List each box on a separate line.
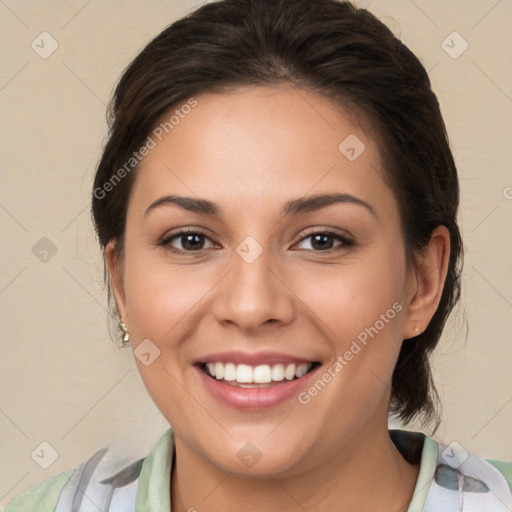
[130, 85, 396, 221]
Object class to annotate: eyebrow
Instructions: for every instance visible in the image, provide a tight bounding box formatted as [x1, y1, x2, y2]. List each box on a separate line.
[144, 192, 376, 219]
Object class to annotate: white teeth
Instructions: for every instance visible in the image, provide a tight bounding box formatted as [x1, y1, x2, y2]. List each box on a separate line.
[271, 364, 285, 381]
[295, 363, 309, 378]
[214, 362, 224, 380]
[253, 365, 272, 383]
[223, 362, 236, 381]
[236, 364, 253, 383]
[284, 363, 296, 380]
[204, 362, 314, 384]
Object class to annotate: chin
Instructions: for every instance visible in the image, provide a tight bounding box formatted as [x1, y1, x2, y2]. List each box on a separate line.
[212, 449, 302, 478]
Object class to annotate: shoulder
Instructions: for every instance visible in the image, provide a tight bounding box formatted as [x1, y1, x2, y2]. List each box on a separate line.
[389, 429, 512, 511]
[486, 458, 512, 492]
[424, 437, 512, 511]
[3, 429, 173, 512]
[3, 469, 74, 512]
[3, 449, 145, 512]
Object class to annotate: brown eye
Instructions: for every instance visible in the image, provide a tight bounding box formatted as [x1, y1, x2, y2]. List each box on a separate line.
[294, 231, 354, 252]
[310, 233, 336, 250]
[161, 230, 216, 252]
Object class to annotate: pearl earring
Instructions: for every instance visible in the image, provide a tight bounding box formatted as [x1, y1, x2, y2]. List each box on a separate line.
[413, 326, 420, 334]
[119, 321, 130, 345]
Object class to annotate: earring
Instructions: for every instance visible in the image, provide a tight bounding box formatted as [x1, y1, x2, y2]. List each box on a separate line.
[413, 326, 420, 334]
[119, 321, 130, 345]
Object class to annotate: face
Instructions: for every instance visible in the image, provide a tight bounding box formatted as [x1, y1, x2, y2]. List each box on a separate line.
[108, 85, 440, 477]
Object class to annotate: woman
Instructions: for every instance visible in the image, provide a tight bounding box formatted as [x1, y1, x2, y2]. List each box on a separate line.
[5, 0, 511, 510]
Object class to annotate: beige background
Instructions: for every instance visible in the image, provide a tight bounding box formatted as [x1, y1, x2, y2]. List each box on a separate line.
[1, 0, 511, 506]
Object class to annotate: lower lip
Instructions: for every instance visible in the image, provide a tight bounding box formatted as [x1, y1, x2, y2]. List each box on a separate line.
[195, 365, 320, 410]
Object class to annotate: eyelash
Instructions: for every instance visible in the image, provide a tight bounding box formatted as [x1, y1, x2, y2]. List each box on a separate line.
[159, 227, 355, 254]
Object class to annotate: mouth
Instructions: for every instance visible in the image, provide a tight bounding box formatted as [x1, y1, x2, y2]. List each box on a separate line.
[193, 350, 323, 409]
[198, 361, 321, 388]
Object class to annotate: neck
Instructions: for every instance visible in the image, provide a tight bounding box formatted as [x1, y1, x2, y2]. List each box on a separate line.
[170, 425, 420, 512]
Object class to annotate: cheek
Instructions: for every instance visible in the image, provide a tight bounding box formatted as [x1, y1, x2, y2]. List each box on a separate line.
[295, 252, 407, 344]
[123, 254, 216, 344]
[292, 254, 407, 416]
[121, 249, 215, 416]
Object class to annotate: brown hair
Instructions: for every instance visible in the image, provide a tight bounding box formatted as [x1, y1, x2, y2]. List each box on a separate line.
[92, 0, 463, 428]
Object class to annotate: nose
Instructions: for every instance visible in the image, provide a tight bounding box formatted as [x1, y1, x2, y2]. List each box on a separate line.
[211, 241, 295, 332]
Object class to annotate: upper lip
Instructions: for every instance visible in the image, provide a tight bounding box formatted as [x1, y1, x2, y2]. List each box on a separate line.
[194, 351, 318, 366]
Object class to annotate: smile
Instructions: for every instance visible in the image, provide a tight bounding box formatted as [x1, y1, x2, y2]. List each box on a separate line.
[202, 362, 317, 387]
[195, 357, 321, 409]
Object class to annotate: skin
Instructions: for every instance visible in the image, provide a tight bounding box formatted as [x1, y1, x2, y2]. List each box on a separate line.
[107, 84, 450, 512]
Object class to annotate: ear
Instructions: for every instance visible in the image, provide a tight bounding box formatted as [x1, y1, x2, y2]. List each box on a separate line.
[105, 240, 128, 323]
[403, 225, 451, 339]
